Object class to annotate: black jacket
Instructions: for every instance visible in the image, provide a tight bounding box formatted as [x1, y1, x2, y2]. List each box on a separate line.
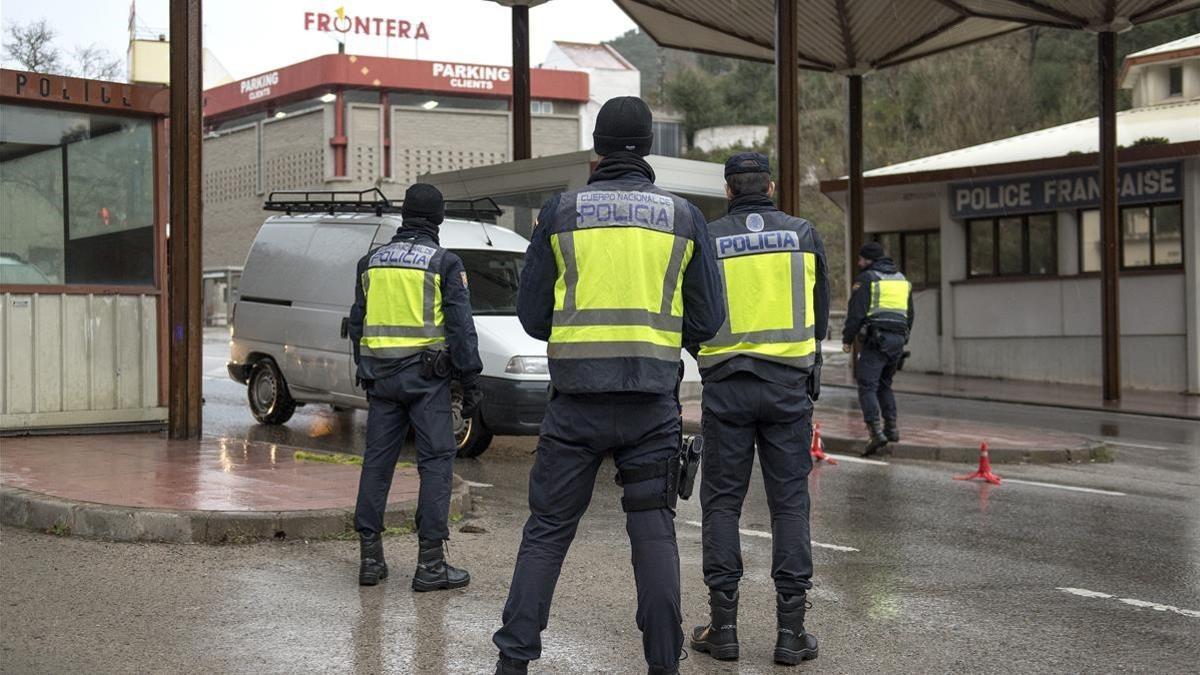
[693, 193, 831, 387]
[516, 152, 725, 394]
[348, 219, 483, 384]
[841, 257, 915, 345]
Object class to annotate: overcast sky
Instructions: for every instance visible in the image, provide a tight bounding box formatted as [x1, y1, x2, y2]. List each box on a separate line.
[1, 0, 639, 80]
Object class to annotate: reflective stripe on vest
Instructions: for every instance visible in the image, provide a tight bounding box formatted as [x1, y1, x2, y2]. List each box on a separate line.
[360, 241, 446, 360]
[867, 271, 910, 326]
[699, 227, 817, 369]
[547, 219, 693, 363]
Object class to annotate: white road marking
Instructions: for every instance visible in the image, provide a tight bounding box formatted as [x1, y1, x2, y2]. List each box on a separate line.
[465, 481, 494, 488]
[1056, 587, 1200, 618]
[1004, 478, 1126, 497]
[823, 453, 889, 466]
[681, 520, 859, 553]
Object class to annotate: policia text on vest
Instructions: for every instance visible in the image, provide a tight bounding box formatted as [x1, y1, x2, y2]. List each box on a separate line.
[493, 96, 726, 675]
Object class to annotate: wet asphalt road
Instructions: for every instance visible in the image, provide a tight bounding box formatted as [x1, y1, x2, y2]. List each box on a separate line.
[1, 339, 1198, 673]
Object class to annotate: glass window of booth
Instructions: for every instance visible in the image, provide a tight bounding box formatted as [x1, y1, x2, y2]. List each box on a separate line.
[1078, 202, 1183, 272]
[966, 213, 1057, 278]
[0, 104, 155, 287]
[870, 230, 940, 288]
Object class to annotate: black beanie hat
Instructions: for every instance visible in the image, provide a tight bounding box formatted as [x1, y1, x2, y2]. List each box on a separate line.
[402, 183, 444, 225]
[593, 96, 654, 156]
[859, 241, 885, 261]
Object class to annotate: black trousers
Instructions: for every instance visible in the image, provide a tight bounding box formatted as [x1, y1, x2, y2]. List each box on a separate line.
[354, 363, 456, 541]
[855, 330, 906, 424]
[700, 372, 814, 596]
[493, 392, 683, 670]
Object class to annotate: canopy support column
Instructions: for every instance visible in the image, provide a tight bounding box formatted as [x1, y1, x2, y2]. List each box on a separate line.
[512, 4, 532, 161]
[775, 0, 800, 215]
[1098, 30, 1121, 401]
[168, 0, 204, 438]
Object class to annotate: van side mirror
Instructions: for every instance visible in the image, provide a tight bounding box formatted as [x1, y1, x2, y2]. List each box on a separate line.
[340, 317, 350, 339]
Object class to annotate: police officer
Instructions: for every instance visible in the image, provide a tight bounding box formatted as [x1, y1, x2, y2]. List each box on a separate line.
[348, 183, 484, 589]
[841, 241, 914, 456]
[492, 96, 724, 675]
[688, 153, 827, 666]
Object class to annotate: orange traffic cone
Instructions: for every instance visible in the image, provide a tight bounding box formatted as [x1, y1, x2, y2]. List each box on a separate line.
[954, 442, 1001, 485]
[810, 422, 837, 465]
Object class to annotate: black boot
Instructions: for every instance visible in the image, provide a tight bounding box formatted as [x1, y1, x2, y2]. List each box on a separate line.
[494, 654, 527, 675]
[647, 666, 678, 675]
[862, 420, 888, 457]
[883, 417, 900, 443]
[358, 532, 388, 586]
[774, 593, 819, 665]
[690, 588, 739, 660]
[412, 538, 470, 592]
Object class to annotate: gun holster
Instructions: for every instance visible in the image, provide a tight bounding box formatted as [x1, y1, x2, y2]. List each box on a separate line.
[897, 350, 912, 372]
[419, 349, 451, 379]
[677, 434, 703, 500]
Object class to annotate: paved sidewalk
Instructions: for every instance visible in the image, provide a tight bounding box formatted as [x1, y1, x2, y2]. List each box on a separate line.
[680, 401, 1106, 464]
[0, 434, 471, 543]
[820, 361, 1199, 420]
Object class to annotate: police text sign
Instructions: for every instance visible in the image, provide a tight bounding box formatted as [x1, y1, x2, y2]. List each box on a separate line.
[950, 162, 1181, 218]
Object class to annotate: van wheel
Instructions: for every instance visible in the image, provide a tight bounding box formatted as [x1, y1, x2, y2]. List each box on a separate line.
[247, 359, 297, 425]
[456, 410, 493, 458]
[451, 383, 493, 458]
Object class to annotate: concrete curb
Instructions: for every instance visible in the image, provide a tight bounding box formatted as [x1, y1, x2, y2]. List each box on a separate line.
[816, 435, 1110, 464]
[681, 419, 1108, 464]
[0, 475, 472, 544]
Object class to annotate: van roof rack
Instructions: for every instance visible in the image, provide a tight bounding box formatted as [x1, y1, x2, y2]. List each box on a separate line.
[264, 189, 504, 222]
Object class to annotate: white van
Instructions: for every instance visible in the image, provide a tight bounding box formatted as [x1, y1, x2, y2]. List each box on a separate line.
[227, 192, 549, 457]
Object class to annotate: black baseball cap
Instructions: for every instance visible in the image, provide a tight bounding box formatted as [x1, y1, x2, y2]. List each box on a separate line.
[724, 152, 770, 177]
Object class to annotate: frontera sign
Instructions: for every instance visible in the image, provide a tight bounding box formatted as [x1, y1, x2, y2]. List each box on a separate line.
[950, 162, 1182, 218]
[304, 7, 430, 40]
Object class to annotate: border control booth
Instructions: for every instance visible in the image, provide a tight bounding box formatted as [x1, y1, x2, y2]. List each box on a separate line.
[1, 69, 170, 432]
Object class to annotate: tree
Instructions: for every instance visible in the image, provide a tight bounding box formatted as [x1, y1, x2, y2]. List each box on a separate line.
[3, 19, 62, 73]
[3, 19, 125, 81]
[72, 44, 123, 81]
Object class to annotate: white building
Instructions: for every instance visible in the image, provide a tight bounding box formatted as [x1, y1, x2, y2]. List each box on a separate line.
[821, 34, 1200, 394]
[542, 41, 641, 151]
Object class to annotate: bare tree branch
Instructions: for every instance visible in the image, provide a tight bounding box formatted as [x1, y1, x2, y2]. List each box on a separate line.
[72, 44, 124, 81]
[3, 19, 63, 73]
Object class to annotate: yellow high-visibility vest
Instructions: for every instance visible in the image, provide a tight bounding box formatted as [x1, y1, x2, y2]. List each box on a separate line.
[546, 190, 694, 363]
[867, 271, 911, 327]
[359, 241, 446, 359]
[699, 213, 818, 369]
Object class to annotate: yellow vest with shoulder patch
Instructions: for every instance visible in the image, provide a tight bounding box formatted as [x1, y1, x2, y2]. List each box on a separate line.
[699, 211, 818, 369]
[359, 241, 446, 359]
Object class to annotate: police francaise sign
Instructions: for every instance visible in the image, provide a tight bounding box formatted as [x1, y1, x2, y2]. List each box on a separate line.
[949, 162, 1182, 218]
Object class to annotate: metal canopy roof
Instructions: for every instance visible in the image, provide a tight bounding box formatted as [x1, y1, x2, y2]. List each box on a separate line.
[613, 0, 1200, 71]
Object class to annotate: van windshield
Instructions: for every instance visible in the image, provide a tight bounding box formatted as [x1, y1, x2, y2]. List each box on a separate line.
[456, 249, 524, 316]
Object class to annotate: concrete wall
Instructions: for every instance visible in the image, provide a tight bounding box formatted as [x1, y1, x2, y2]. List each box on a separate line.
[391, 107, 510, 186]
[532, 115, 582, 159]
[203, 107, 325, 268]
[1, 293, 164, 430]
[905, 289, 941, 373]
[948, 269, 1188, 390]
